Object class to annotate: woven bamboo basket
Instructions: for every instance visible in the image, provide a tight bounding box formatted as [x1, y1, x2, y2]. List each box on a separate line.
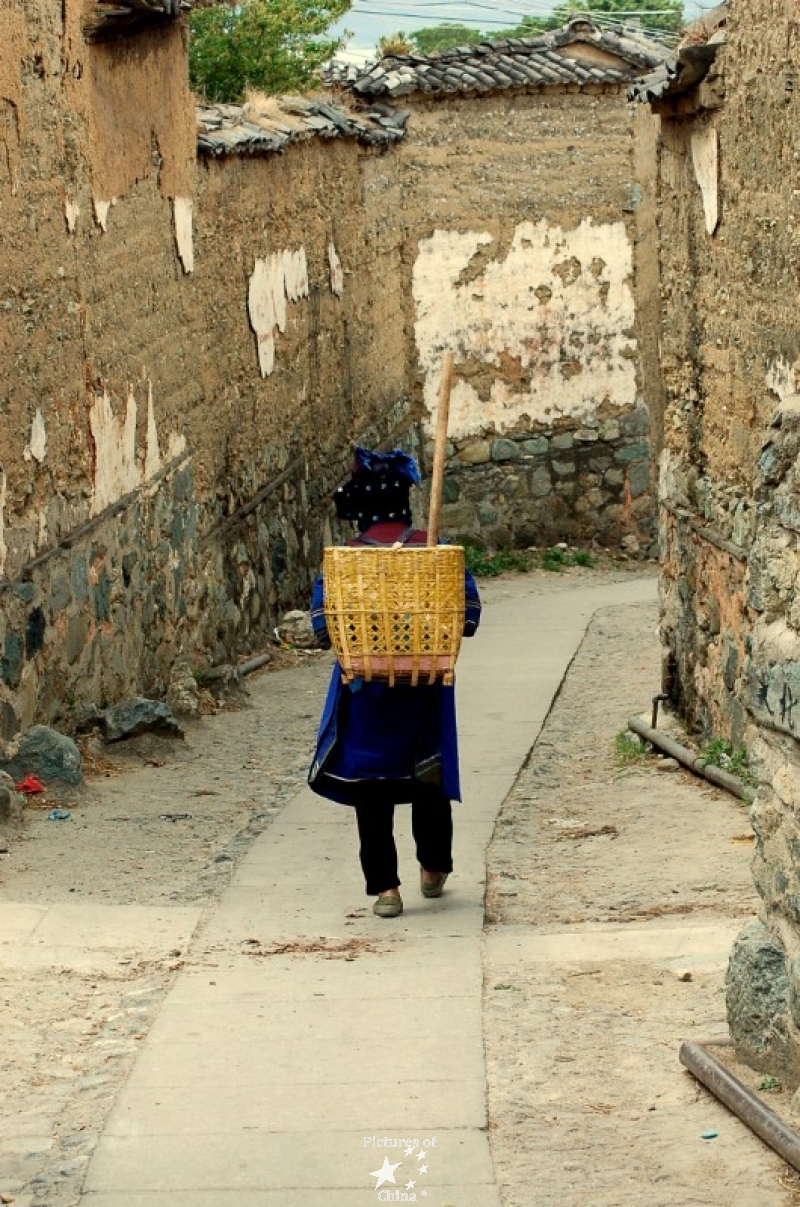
[323, 544, 465, 687]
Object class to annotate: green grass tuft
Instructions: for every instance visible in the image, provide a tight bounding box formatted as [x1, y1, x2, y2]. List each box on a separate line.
[614, 730, 649, 765]
[700, 738, 757, 787]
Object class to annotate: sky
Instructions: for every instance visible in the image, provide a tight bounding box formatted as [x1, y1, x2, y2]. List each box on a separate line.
[332, 1, 709, 60]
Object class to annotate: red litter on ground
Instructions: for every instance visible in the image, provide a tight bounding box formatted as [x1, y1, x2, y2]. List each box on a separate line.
[15, 774, 45, 795]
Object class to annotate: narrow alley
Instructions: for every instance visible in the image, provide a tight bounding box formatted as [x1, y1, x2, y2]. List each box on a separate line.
[1, 569, 791, 1206]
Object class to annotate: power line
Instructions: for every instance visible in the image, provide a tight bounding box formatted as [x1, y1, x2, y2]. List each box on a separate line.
[347, 2, 680, 40]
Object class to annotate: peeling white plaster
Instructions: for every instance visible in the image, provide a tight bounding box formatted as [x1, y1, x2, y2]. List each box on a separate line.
[691, 125, 719, 235]
[24, 408, 47, 463]
[413, 219, 638, 440]
[328, 242, 344, 297]
[88, 384, 187, 516]
[93, 199, 112, 232]
[167, 431, 187, 459]
[144, 382, 161, 480]
[766, 358, 795, 401]
[173, 196, 194, 274]
[247, 247, 309, 378]
[65, 198, 80, 234]
[89, 388, 139, 514]
[0, 472, 6, 579]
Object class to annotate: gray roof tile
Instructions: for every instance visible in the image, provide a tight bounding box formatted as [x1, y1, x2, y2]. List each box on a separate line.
[197, 96, 408, 157]
[350, 17, 668, 100]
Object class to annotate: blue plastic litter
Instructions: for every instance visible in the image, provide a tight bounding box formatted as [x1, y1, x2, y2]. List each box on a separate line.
[48, 809, 71, 821]
[701, 1130, 718, 1140]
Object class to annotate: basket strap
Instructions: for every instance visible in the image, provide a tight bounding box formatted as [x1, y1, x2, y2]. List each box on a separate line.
[353, 526, 417, 548]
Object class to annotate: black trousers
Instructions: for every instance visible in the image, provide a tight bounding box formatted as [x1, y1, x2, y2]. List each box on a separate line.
[354, 784, 453, 895]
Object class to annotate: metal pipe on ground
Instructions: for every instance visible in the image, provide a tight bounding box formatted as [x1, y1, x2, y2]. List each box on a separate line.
[627, 716, 756, 804]
[680, 1040, 800, 1173]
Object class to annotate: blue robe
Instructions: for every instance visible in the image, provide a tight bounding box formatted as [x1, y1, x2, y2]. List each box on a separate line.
[307, 526, 481, 806]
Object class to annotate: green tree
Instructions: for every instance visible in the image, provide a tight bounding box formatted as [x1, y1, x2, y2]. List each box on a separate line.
[408, 23, 485, 54]
[188, 0, 351, 103]
[404, 2, 683, 54]
[507, 1, 684, 36]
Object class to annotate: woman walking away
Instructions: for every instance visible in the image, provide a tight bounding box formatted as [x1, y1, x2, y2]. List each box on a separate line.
[308, 447, 481, 918]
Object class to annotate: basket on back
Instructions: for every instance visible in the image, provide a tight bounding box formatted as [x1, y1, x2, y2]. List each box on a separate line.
[323, 544, 465, 687]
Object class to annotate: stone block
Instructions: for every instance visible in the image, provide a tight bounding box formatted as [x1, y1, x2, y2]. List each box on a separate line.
[575, 428, 599, 443]
[628, 461, 651, 499]
[66, 612, 90, 666]
[521, 437, 549, 456]
[604, 467, 624, 487]
[2, 632, 24, 689]
[530, 468, 552, 499]
[600, 418, 621, 441]
[50, 573, 72, 616]
[615, 442, 650, 464]
[552, 460, 574, 478]
[455, 441, 492, 466]
[71, 557, 89, 606]
[491, 438, 521, 462]
[551, 433, 574, 451]
[726, 920, 793, 1075]
[619, 406, 650, 437]
[441, 503, 479, 533]
[442, 476, 460, 504]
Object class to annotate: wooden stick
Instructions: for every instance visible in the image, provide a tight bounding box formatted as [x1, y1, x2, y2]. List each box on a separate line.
[427, 350, 454, 547]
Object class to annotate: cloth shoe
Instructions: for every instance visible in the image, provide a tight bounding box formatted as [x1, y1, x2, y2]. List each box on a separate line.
[373, 892, 403, 918]
[420, 870, 449, 898]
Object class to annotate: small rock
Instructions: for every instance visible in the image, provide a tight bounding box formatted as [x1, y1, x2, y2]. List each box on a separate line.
[277, 610, 315, 649]
[0, 725, 82, 785]
[656, 758, 681, 772]
[166, 657, 201, 720]
[73, 703, 102, 734]
[621, 534, 641, 555]
[677, 969, 693, 982]
[99, 699, 184, 744]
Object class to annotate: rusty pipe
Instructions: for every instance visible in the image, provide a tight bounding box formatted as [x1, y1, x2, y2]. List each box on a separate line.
[627, 716, 756, 804]
[680, 1040, 800, 1173]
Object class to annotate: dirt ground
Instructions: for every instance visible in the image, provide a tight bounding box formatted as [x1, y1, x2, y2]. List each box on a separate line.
[485, 595, 800, 1207]
[1, 566, 797, 1206]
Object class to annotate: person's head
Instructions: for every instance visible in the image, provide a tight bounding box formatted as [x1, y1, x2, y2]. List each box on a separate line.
[334, 446, 421, 532]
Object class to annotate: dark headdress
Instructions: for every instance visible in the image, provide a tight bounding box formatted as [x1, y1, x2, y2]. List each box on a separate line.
[334, 446, 421, 532]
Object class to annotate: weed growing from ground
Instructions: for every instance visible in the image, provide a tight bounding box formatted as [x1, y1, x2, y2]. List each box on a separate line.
[460, 538, 596, 577]
[700, 738, 757, 787]
[614, 730, 650, 766]
[541, 546, 596, 571]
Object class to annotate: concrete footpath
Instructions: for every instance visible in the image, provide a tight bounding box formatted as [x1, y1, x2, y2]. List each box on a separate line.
[72, 575, 657, 1205]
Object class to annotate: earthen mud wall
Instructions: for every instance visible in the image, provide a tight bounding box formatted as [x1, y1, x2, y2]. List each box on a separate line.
[394, 89, 660, 549]
[1, 1, 662, 736]
[0, 0, 413, 737]
[652, 0, 800, 1084]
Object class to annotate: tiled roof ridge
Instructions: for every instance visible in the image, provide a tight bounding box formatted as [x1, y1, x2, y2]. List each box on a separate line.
[196, 95, 409, 157]
[350, 17, 670, 99]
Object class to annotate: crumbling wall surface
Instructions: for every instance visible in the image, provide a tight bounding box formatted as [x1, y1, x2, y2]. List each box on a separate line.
[654, 0, 800, 1085]
[0, 1, 412, 736]
[189, 143, 413, 667]
[396, 89, 657, 549]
